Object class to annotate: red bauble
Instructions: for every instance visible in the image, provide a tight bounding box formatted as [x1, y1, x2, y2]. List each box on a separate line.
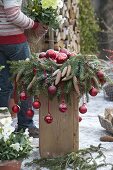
[48, 85, 57, 95]
[12, 104, 20, 113]
[26, 109, 34, 117]
[46, 49, 57, 59]
[60, 48, 68, 54]
[59, 102, 68, 112]
[56, 53, 68, 64]
[44, 113, 53, 124]
[79, 104, 87, 114]
[39, 52, 46, 58]
[60, 49, 76, 58]
[79, 116, 82, 122]
[32, 100, 41, 109]
[20, 91, 27, 100]
[89, 87, 98, 96]
[59, 48, 70, 57]
[97, 70, 104, 80]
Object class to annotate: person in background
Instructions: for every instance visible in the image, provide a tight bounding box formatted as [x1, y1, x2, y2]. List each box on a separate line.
[0, 0, 47, 137]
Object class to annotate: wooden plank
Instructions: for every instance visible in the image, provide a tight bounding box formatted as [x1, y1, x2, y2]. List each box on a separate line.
[49, 28, 54, 49]
[39, 93, 79, 158]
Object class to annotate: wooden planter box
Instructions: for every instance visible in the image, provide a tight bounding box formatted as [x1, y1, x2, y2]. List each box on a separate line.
[0, 160, 21, 170]
[39, 93, 79, 158]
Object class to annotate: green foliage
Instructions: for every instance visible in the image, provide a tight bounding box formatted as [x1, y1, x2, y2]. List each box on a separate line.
[23, 0, 62, 29]
[79, 0, 100, 54]
[9, 53, 105, 103]
[27, 144, 113, 170]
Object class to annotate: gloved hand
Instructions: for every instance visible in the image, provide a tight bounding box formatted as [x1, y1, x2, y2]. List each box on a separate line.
[33, 22, 48, 38]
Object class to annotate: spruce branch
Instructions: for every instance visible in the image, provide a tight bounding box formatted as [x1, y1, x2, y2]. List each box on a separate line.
[26, 144, 113, 170]
[9, 53, 105, 104]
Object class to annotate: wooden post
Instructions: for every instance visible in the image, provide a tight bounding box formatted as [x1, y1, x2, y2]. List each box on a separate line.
[39, 93, 79, 158]
[49, 28, 54, 49]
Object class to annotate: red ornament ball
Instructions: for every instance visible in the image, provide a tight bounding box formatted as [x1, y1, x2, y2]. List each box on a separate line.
[48, 85, 57, 95]
[59, 48, 71, 58]
[89, 87, 98, 97]
[59, 48, 75, 58]
[79, 104, 87, 114]
[46, 49, 57, 59]
[59, 102, 68, 113]
[44, 113, 53, 124]
[12, 104, 20, 113]
[79, 116, 82, 122]
[26, 109, 34, 117]
[56, 52, 68, 64]
[32, 100, 41, 109]
[39, 52, 46, 59]
[60, 48, 69, 55]
[20, 91, 27, 100]
[97, 70, 104, 80]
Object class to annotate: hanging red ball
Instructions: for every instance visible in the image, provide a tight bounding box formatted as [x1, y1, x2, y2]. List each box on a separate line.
[26, 109, 34, 117]
[89, 87, 98, 96]
[44, 113, 53, 124]
[32, 100, 41, 109]
[79, 104, 87, 114]
[59, 102, 68, 113]
[48, 85, 57, 95]
[12, 104, 20, 113]
[79, 116, 82, 122]
[20, 91, 27, 100]
[97, 70, 104, 80]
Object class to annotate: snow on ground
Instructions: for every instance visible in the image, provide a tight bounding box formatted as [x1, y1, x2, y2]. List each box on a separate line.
[79, 91, 113, 168]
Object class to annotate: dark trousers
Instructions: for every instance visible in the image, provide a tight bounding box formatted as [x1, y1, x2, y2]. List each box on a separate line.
[0, 42, 34, 128]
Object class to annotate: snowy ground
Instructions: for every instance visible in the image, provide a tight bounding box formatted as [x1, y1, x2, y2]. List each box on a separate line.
[1, 90, 113, 169]
[79, 91, 113, 167]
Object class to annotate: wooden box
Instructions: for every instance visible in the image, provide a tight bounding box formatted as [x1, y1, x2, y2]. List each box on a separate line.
[39, 93, 79, 158]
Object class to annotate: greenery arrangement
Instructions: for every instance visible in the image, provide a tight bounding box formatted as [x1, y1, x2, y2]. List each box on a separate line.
[8, 49, 107, 121]
[9, 49, 106, 104]
[0, 117, 33, 161]
[24, 0, 64, 29]
[27, 144, 113, 170]
[79, 0, 100, 54]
